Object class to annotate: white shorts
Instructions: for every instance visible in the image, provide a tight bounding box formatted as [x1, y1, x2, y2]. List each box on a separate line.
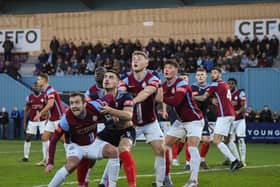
[26, 121, 46, 135]
[66, 139, 108, 160]
[135, 120, 164, 143]
[166, 120, 204, 139]
[214, 116, 234, 136]
[45, 120, 60, 132]
[231, 119, 246, 137]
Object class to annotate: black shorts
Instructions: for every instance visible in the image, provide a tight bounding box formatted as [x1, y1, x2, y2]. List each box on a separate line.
[202, 119, 210, 136]
[97, 126, 136, 147]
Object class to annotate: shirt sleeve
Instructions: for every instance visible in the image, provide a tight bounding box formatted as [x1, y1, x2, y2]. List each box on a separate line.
[206, 82, 218, 94]
[46, 88, 55, 100]
[119, 77, 129, 89]
[123, 93, 134, 107]
[239, 90, 246, 101]
[163, 80, 187, 107]
[59, 115, 70, 132]
[25, 96, 30, 106]
[147, 76, 160, 88]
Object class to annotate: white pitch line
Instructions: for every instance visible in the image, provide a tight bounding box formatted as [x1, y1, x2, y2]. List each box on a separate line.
[32, 164, 280, 187]
[0, 149, 64, 154]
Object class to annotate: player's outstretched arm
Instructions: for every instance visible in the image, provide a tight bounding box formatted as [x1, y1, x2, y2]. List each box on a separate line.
[163, 87, 186, 107]
[35, 98, 54, 121]
[100, 104, 133, 121]
[133, 86, 157, 104]
[236, 94, 246, 115]
[155, 87, 163, 103]
[161, 103, 168, 120]
[194, 92, 210, 102]
[23, 104, 30, 130]
[45, 125, 64, 173]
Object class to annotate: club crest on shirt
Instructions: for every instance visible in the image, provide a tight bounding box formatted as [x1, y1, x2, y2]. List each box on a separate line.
[171, 88, 175, 94]
[92, 115, 98, 122]
[41, 99, 44, 103]
[234, 96, 238, 100]
[142, 82, 147, 88]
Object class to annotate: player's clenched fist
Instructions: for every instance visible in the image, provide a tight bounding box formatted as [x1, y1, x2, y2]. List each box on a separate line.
[45, 164, 54, 173]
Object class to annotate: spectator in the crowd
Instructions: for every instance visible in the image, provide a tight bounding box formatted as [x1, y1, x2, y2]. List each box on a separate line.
[260, 105, 272, 122]
[60, 39, 69, 56]
[5, 61, 21, 79]
[270, 34, 279, 57]
[203, 56, 214, 72]
[264, 43, 274, 66]
[85, 49, 95, 63]
[258, 53, 269, 68]
[49, 36, 60, 54]
[272, 111, 279, 124]
[79, 59, 87, 74]
[38, 49, 49, 64]
[0, 107, 9, 139]
[35, 36, 277, 76]
[245, 106, 255, 122]
[55, 68, 65, 76]
[254, 109, 261, 122]
[85, 59, 95, 75]
[248, 54, 258, 67]
[2, 38, 14, 61]
[10, 107, 21, 139]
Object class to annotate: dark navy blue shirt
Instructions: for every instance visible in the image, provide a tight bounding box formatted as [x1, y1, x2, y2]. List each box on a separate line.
[191, 82, 210, 116]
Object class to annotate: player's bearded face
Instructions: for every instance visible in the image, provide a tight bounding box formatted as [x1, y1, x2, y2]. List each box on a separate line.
[69, 96, 85, 117]
[228, 81, 236, 90]
[196, 72, 207, 84]
[164, 64, 177, 80]
[37, 77, 44, 88]
[211, 70, 221, 81]
[132, 55, 148, 72]
[33, 84, 40, 94]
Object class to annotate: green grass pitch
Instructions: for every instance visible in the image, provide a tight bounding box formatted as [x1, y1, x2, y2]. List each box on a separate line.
[0, 140, 280, 187]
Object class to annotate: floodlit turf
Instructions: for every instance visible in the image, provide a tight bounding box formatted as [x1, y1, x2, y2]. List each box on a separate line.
[0, 140, 280, 187]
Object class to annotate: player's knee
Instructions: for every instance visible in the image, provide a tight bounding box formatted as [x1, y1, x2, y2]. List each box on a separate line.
[188, 137, 200, 147]
[65, 163, 77, 173]
[238, 137, 245, 144]
[202, 136, 211, 144]
[154, 145, 165, 156]
[25, 134, 32, 142]
[118, 145, 130, 153]
[103, 144, 119, 158]
[41, 133, 49, 141]
[213, 136, 221, 145]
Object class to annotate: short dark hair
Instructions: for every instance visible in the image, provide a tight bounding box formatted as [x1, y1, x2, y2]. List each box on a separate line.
[211, 66, 222, 73]
[69, 92, 85, 103]
[196, 67, 207, 73]
[227, 77, 237, 84]
[180, 72, 189, 77]
[164, 60, 179, 69]
[132, 51, 149, 59]
[38, 72, 49, 81]
[95, 66, 106, 74]
[106, 69, 120, 79]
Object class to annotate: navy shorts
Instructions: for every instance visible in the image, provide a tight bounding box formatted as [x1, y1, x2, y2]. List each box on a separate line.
[202, 120, 210, 136]
[97, 126, 136, 147]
